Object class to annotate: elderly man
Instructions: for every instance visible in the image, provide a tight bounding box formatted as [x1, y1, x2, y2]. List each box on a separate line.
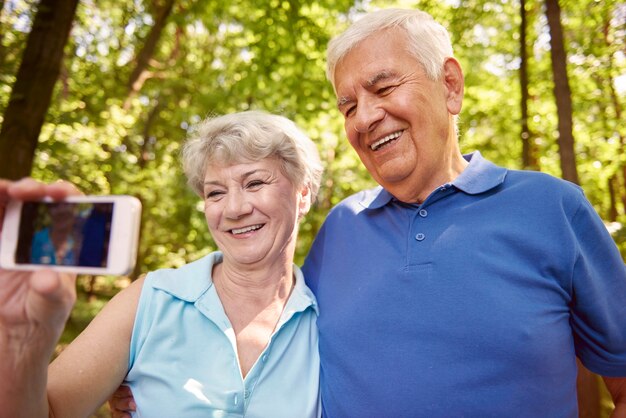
[301, 7, 626, 418]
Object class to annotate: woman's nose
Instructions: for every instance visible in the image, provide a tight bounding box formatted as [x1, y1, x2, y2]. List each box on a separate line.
[224, 190, 253, 219]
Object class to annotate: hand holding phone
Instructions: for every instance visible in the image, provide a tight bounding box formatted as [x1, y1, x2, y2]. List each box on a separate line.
[0, 194, 141, 276]
[0, 179, 86, 416]
[0, 179, 83, 350]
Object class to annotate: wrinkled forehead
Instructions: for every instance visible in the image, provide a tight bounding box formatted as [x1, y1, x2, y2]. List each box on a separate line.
[333, 29, 413, 95]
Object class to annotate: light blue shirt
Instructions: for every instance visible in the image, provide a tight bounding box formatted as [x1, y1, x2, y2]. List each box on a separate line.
[125, 252, 320, 417]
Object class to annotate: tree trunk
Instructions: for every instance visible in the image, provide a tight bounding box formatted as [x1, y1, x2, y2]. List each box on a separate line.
[604, 38, 626, 218]
[545, 2, 597, 414]
[0, 0, 6, 53]
[519, 0, 538, 170]
[608, 176, 618, 222]
[0, 0, 79, 180]
[544, 0, 579, 184]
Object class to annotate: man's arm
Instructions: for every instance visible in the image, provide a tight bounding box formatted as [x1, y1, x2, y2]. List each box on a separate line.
[603, 376, 626, 418]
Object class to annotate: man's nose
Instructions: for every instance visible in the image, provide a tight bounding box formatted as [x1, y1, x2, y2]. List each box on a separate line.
[353, 100, 385, 133]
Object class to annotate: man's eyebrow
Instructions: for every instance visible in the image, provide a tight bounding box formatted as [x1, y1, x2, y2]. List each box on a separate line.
[337, 96, 353, 107]
[336, 71, 396, 108]
[366, 71, 394, 87]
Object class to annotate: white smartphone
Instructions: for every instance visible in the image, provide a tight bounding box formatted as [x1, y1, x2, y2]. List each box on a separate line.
[0, 195, 142, 276]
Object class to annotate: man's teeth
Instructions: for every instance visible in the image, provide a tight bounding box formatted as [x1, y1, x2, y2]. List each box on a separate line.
[371, 131, 403, 151]
[231, 224, 263, 235]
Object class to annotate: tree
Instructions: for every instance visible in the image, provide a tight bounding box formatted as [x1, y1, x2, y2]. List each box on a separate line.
[520, 0, 538, 169]
[0, 0, 79, 180]
[545, 0, 579, 184]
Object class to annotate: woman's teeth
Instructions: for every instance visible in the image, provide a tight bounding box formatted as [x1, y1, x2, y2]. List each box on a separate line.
[231, 224, 263, 235]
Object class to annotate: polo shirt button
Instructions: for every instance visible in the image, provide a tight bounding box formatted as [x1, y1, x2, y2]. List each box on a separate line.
[415, 233, 425, 241]
[419, 209, 428, 217]
[262, 354, 268, 362]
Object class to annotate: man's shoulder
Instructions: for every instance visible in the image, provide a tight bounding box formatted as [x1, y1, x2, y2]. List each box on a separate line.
[504, 168, 583, 196]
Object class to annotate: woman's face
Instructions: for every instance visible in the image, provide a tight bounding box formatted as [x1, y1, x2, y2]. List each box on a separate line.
[48, 203, 76, 230]
[202, 157, 309, 268]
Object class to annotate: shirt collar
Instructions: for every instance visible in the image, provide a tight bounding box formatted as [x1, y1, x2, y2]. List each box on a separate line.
[452, 151, 507, 195]
[359, 151, 507, 209]
[151, 251, 318, 315]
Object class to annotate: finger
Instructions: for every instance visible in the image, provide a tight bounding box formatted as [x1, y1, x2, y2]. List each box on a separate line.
[109, 391, 137, 411]
[7, 178, 81, 201]
[31, 270, 75, 297]
[110, 411, 132, 418]
[45, 180, 83, 199]
[5, 178, 46, 200]
[108, 398, 136, 416]
[108, 398, 136, 412]
[111, 385, 133, 398]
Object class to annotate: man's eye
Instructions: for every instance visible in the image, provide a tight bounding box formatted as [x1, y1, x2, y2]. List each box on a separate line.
[345, 106, 356, 117]
[377, 86, 393, 95]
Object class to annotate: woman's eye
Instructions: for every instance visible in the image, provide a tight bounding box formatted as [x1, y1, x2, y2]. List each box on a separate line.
[246, 180, 266, 189]
[205, 190, 224, 199]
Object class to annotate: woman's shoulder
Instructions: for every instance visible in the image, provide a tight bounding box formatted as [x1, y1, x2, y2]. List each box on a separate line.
[143, 252, 221, 302]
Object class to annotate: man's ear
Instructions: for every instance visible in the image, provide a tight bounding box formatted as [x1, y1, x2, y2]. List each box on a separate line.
[443, 57, 464, 115]
[297, 184, 312, 219]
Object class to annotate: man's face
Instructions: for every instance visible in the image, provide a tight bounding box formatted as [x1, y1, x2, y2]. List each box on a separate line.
[333, 28, 463, 203]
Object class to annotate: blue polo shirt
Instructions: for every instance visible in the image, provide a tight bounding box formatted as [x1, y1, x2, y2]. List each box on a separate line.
[126, 252, 321, 417]
[303, 152, 626, 417]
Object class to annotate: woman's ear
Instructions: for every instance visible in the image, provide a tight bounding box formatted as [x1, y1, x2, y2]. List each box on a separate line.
[443, 57, 464, 115]
[297, 184, 312, 219]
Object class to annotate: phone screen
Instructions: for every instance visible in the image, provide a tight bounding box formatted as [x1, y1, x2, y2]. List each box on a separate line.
[15, 201, 114, 268]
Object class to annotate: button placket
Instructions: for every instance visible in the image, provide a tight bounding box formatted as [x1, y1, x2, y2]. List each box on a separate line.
[414, 205, 429, 242]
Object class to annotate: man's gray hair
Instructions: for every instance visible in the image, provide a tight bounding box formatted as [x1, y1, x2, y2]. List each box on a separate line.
[326, 8, 454, 90]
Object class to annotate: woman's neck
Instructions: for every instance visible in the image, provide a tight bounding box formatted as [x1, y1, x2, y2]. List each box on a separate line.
[212, 259, 296, 378]
[212, 260, 295, 309]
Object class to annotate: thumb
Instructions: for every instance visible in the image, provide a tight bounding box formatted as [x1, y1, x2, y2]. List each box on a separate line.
[29, 270, 77, 328]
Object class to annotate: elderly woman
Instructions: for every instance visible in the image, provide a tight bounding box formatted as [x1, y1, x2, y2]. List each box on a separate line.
[0, 110, 323, 417]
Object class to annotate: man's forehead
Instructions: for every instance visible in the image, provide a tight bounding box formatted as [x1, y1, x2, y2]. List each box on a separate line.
[335, 68, 398, 105]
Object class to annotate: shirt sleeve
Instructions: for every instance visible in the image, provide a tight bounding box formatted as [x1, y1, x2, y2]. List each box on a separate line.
[569, 194, 626, 377]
